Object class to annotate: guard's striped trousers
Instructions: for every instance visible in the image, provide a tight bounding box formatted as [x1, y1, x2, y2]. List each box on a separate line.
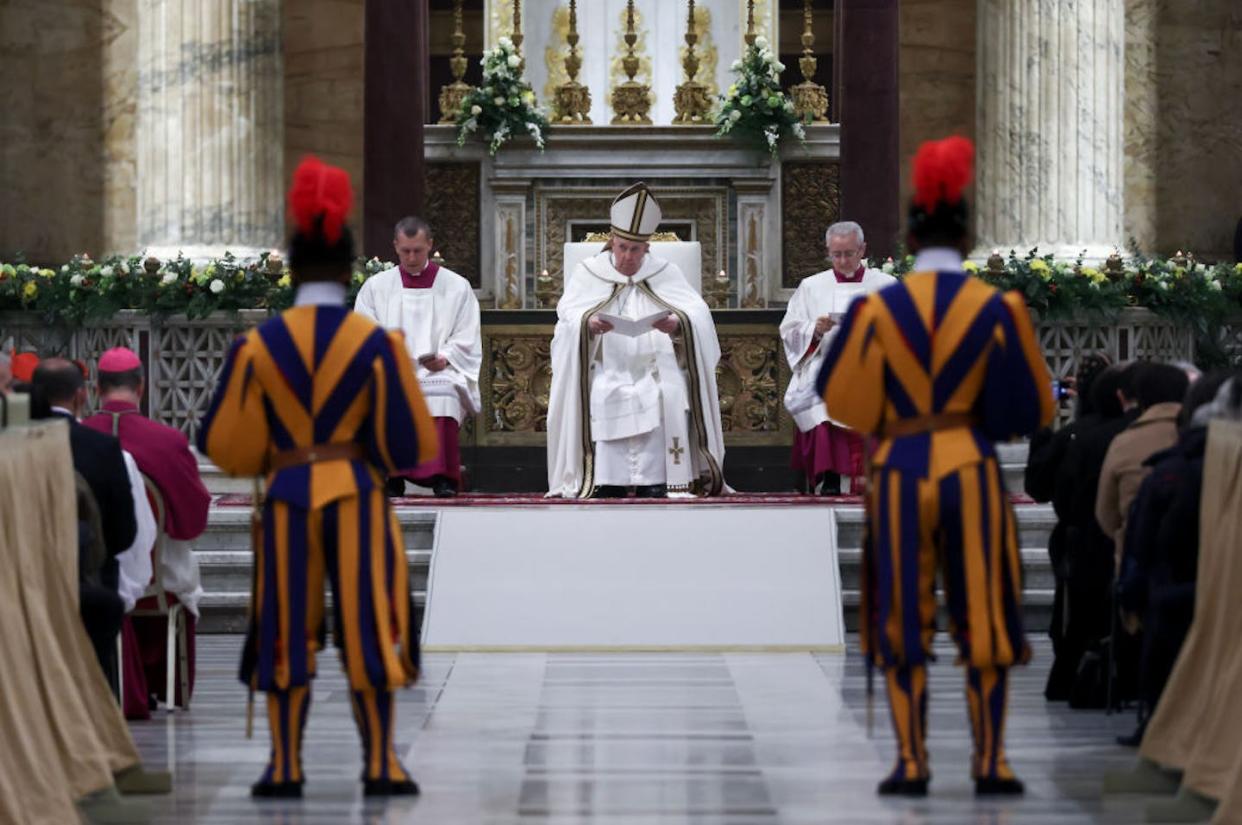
[262, 686, 412, 783]
[884, 664, 1017, 782]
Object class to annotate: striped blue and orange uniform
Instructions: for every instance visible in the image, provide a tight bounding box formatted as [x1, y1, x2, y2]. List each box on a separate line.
[198, 301, 437, 786]
[817, 267, 1053, 783]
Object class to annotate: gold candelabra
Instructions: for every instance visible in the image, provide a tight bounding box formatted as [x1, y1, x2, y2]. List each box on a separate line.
[512, 0, 524, 72]
[611, 0, 652, 124]
[791, 0, 829, 121]
[554, 0, 592, 123]
[673, 0, 712, 123]
[438, 0, 474, 123]
[744, 0, 757, 47]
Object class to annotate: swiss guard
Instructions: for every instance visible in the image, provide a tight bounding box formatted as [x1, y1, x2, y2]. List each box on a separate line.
[818, 137, 1054, 797]
[198, 156, 438, 798]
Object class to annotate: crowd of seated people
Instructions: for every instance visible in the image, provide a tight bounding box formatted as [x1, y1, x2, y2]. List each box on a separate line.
[1027, 358, 1242, 744]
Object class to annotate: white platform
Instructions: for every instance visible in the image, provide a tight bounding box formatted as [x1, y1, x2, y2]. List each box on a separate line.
[420, 505, 844, 652]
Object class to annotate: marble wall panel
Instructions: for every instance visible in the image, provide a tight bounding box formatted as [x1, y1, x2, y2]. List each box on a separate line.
[1151, 0, 1242, 259]
[0, 0, 107, 263]
[283, 0, 365, 229]
[897, 0, 976, 231]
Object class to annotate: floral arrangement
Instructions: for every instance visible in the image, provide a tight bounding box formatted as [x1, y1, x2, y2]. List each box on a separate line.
[872, 248, 1242, 325]
[0, 253, 395, 323]
[714, 35, 806, 156]
[456, 37, 550, 156]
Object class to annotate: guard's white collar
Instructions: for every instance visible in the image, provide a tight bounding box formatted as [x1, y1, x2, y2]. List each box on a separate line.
[294, 281, 347, 306]
[911, 247, 965, 273]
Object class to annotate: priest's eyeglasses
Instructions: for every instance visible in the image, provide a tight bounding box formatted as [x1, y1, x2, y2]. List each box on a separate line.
[828, 249, 861, 260]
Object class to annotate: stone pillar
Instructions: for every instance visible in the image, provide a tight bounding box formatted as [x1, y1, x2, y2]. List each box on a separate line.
[975, 0, 1125, 260]
[137, 0, 283, 259]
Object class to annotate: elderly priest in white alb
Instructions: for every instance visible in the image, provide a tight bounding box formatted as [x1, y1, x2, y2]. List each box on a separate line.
[354, 216, 482, 497]
[547, 183, 726, 499]
[780, 220, 895, 495]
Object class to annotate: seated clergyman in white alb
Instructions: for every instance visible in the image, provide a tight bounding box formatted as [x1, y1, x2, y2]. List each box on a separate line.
[354, 216, 482, 497]
[780, 221, 895, 495]
[547, 183, 726, 498]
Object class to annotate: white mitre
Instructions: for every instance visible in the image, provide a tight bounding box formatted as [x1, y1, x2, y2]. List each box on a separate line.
[610, 182, 662, 242]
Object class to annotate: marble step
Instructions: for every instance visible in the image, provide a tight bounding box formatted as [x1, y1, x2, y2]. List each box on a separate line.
[194, 502, 1053, 635]
[195, 441, 1034, 497]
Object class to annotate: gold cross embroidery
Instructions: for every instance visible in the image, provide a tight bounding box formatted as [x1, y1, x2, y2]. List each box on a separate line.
[669, 437, 685, 465]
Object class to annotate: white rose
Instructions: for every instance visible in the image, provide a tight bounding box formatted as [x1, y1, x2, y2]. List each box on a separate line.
[494, 96, 506, 106]
[730, 109, 742, 122]
[61, 264, 69, 273]
[471, 104, 482, 115]
[755, 35, 768, 49]
[100, 265, 114, 277]
[731, 59, 742, 70]
[70, 274, 85, 287]
[1210, 279, 1223, 291]
[499, 36, 513, 49]
[507, 54, 521, 68]
[161, 272, 177, 285]
[118, 261, 130, 275]
[209, 278, 225, 294]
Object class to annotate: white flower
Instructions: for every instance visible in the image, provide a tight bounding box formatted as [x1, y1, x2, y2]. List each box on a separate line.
[755, 35, 768, 49]
[792, 122, 806, 140]
[507, 54, 521, 68]
[494, 96, 506, 106]
[1159, 280, 1170, 291]
[209, 278, 225, 294]
[499, 36, 513, 49]
[731, 59, 742, 70]
[471, 104, 482, 115]
[118, 261, 130, 275]
[61, 264, 69, 273]
[70, 274, 85, 287]
[775, 61, 786, 72]
[730, 109, 742, 122]
[1195, 262, 1207, 273]
[1210, 279, 1224, 291]
[100, 265, 114, 277]
[881, 261, 895, 274]
[160, 271, 177, 285]
[464, 117, 478, 132]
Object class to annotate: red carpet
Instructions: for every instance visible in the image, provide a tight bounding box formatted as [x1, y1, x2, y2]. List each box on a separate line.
[213, 491, 1037, 507]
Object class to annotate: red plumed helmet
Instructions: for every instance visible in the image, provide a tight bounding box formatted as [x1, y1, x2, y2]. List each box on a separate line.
[288, 155, 353, 245]
[912, 136, 974, 210]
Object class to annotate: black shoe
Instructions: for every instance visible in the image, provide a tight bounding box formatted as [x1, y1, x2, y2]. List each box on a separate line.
[877, 777, 928, 797]
[633, 484, 667, 499]
[251, 780, 303, 799]
[385, 478, 406, 498]
[363, 778, 420, 797]
[818, 474, 842, 496]
[431, 478, 457, 498]
[975, 776, 1025, 796]
[593, 485, 628, 499]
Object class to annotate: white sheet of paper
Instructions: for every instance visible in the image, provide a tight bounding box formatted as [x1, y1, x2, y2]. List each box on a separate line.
[829, 286, 866, 319]
[596, 311, 671, 338]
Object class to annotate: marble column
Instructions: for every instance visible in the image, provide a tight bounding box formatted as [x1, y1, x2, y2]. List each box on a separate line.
[976, 0, 1124, 260]
[137, 0, 283, 260]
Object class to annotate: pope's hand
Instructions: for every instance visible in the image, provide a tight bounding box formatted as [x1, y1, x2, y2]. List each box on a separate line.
[420, 354, 450, 372]
[653, 314, 680, 335]
[814, 316, 835, 337]
[588, 316, 614, 335]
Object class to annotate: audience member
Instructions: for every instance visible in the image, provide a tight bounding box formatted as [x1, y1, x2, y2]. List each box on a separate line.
[83, 347, 210, 716]
[11, 350, 39, 384]
[31, 358, 150, 691]
[1024, 352, 1111, 700]
[1095, 362, 1190, 572]
[1040, 362, 1139, 704]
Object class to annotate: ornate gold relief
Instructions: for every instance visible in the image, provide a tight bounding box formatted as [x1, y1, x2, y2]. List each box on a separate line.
[781, 161, 840, 289]
[499, 211, 522, 308]
[483, 328, 554, 442]
[543, 5, 570, 104]
[740, 208, 765, 308]
[582, 231, 683, 243]
[488, 0, 514, 48]
[715, 328, 791, 442]
[425, 162, 482, 288]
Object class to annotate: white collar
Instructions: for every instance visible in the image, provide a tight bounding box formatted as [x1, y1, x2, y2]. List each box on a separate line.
[294, 281, 347, 307]
[912, 247, 965, 273]
[51, 405, 78, 421]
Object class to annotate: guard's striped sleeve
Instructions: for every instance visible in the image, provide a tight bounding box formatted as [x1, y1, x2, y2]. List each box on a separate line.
[197, 334, 272, 477]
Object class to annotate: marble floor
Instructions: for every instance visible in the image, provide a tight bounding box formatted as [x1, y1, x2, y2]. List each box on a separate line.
[128, 637, 1154, 824]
